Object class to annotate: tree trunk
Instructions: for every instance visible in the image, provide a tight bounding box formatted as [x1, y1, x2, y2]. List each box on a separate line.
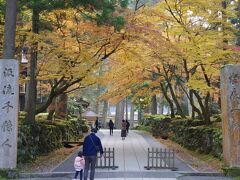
[125, 98, 128, 120]
[102, 100, 108, 128]
[167, 81, 186, 118]
[3, 0, 17, 59]
[115, 99, 125, 128]
[47, 109, 55, 120]
[95, 84, 101, 114]
[138, 108, 142, 123]
[192, 90, 211, 124]
[47, 97, 56, 120]
[130, 102, 134, 128]
[95, 101, 99, 115]
[181, 90, 189, 115]
[78, 105, 83, 121]
[177, 81, 202, 119]
[25, 8, 39, 124]
[189, 90, 195, 118]
[151, 95, 157, 114]
[204, 92, 211, 124]
[162, 65, 185, 118]
[160, 82, 175, 118]
[55, 93, 68, 119]
[189, 89, 203, 119]
[158, 94, 164, 114]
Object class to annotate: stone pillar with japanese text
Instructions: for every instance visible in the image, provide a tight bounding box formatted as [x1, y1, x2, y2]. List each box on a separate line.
[221, 64, 240, 167]
[0, 59, 19, 169]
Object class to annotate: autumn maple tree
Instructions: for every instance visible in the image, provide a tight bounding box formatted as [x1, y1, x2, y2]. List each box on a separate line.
[16, 0, 128, 123]
[98, 0, 239, 124]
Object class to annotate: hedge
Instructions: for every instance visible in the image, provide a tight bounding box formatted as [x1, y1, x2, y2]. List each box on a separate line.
[17, 117, 89, 164]
[145, 115, 223, 159]
[172, 126, 222, 158]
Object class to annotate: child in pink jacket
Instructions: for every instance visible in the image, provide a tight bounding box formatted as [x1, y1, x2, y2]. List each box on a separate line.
[73, 151, 85, 180]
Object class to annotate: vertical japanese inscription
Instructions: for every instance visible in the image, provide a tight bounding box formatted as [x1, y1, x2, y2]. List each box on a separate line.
[229, 72, 240, 166]
[0, 59, 19, 169]
[221, 65, 240, 167]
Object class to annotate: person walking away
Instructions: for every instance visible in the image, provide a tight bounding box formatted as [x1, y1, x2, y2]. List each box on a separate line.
[109, 119, 114, 136]
[95, 117, 99, 130]
[83, 128, 103, 180]
[126, 120, 130, 134]
[73, 151, 85, 180]
[121, 119, 127, 140]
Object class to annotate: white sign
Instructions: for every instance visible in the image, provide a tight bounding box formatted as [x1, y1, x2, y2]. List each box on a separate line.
[0, 59, 19, 169]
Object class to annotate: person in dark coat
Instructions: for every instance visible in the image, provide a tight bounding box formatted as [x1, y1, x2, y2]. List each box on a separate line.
[121, 120, 127, 140]
[126, 120, 130, 134]
[83, 128, 103, 180]
[95, 117, 99, 130]
[108, 119, 114, 136]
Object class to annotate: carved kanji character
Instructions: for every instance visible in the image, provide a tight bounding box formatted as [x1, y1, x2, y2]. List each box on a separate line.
[2, 101, 13, 113]
[3, 68, 14, 77]
[1, 120, 13, 132]
[2, 84, 14, 95]
[1, 139, 11, 148]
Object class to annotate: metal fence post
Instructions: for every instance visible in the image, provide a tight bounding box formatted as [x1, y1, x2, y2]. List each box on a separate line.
[112, 147, 116, 170]
[147, 148, 150, 170]
[173, 150, 175, 169]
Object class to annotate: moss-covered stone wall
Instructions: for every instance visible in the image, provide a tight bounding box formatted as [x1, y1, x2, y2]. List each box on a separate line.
[17, 113, 89, 164]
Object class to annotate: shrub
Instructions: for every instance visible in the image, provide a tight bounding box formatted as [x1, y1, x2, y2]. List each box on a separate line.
[36, 113, 48, 121]
[223, 167, 240, 177]
[171, 126, 222, 158]
[81, 124, 89, 133]
[144, 114, 169, 126]
[144, 114, 223, 159]
[134, 125, 151, 132]
[17, 117, 88, 164]
[150, 117, 172, 139]
[171, 119, 205, 127]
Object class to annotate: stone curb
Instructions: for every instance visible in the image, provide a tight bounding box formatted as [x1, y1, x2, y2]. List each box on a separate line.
[19, 172, 74, 178]
[18, 171, 226, 178]
[50, 145, 82, 172]
[177, 171, 225, 176]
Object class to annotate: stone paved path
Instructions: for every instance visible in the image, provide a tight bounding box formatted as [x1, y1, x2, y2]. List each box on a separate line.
[53, 129, 192, 173]
[18, 129, 233, 180]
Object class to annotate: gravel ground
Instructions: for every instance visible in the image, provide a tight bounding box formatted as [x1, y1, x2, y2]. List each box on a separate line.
[156, 137, 223, 172]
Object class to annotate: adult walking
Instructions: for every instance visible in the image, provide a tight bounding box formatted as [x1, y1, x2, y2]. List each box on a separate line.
[95, 117, 99, 130]
[121, 119, 127, 140]
[126, 120, 130, 134]
[83, 128, 103, 180]
[108, 119, 114, 136]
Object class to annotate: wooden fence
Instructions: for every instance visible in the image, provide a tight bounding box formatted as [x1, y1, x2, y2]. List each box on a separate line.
[96, 147, 118, 170]
[145, 148, 177, 170]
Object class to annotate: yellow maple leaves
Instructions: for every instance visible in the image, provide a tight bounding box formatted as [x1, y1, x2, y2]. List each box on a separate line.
[97, 0, 239, 106]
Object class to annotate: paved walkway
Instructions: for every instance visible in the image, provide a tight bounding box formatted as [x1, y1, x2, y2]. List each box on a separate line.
[53, 129, 192, 173]
[18, 129, 233, 180]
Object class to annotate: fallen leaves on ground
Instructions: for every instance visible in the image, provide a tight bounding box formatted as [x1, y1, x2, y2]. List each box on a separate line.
[157, 137, 224, 172]
[18, 145, 80, 173]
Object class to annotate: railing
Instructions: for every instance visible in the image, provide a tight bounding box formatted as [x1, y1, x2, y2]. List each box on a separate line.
[145, 148, 177, 170]
[96, 147, 118, 170]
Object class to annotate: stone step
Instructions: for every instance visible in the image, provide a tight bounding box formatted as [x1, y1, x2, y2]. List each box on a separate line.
[19, 171, 178, 179]
[18, 171, 225, 179]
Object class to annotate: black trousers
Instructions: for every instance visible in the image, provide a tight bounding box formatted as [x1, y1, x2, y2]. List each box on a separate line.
[110, 127, 113, 135]
[74, 169, 83, 180]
